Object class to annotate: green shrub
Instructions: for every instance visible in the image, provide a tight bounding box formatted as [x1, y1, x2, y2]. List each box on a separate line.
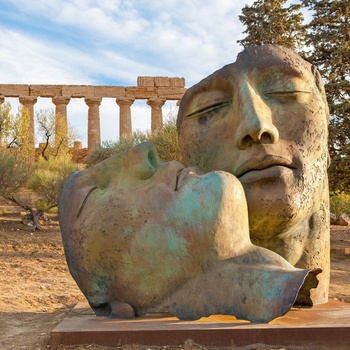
[86, 117, 182, 167]
[329, 191, 350, 217]
[148, 118, 182, 163]
[0, 150, 32, 197]
[86, 130, 147, 167]
[34, 199, 58, 213]
[29, 157, 82, 208]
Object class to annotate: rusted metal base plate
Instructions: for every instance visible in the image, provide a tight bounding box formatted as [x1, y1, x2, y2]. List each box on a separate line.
[51, 300, 350, 349]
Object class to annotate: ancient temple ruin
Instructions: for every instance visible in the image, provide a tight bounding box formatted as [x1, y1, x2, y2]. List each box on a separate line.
[0, 76, 186, 151]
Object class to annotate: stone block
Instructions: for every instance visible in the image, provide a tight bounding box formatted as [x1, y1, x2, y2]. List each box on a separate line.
[29, 85, 62, 97]
[0, 84, 29, 97]
[62, 85, 95, 98]
[94, 86, 126, 98]
[157, 87, 187, 99]
[125, 87, 158, 99]
[334, 213, 350, 226]
[340, 213, 350, 222]
[154, 77, 171, 87]
[330, 212, 337, 224]
[74, 141, 83, 149]
[331, 247, 350, 256]
[169, 78, 185, 88]
[137, 77, 155, 87]
[334, 216, 349, 226]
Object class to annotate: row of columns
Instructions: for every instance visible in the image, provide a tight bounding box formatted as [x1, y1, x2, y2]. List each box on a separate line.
[0, 96, 167, 151]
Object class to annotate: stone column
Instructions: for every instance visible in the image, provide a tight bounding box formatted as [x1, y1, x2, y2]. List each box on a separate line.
[0, 96, 4, 147]
[85, 97, 102, 151]
[74, 141, 83, 149]
[19, 96, 38, 151]
[147, 98, 166, 132]
[52, 96, 71, 147]
[116, 98, 134, 137]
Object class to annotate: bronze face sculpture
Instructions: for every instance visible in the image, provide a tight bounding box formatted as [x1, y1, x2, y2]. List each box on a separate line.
[59, 141, 318, 323]
[177, 45, 330, 304]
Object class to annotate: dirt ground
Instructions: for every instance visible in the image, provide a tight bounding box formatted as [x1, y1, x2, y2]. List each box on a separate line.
[0, 196, 349, 350]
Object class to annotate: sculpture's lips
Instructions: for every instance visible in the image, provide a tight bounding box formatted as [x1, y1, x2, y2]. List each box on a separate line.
[235, 155, 297, 183]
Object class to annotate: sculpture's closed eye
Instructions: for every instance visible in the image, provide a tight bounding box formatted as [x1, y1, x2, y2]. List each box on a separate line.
[264, 90, 311, 104]
[186, 102, 231, 118]
[186, 102, 231, 123]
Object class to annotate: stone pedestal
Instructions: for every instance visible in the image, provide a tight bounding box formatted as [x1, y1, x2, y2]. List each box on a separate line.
[51, 300, 350, 350]
[85, 98, 102, 151]
[116, 98, 134, 137]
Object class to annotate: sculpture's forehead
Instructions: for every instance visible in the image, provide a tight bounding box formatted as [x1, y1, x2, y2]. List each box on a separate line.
[186, 46, 312, 94]
[235, 45, 311, 72]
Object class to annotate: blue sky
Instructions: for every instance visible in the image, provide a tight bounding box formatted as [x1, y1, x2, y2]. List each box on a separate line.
[0, 0, 289, 146]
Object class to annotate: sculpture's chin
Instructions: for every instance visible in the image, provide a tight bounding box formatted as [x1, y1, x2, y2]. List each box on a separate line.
[243, 183, 304, 241]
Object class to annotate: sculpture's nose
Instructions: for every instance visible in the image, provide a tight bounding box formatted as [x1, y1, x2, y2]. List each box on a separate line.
[233, 82, 279, 150]
[126, 141, 162, 180]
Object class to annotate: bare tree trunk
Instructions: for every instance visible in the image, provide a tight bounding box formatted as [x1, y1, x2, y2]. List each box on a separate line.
[5, 195, 44, 231]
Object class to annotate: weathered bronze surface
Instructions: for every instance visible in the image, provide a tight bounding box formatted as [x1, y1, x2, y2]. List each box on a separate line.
[177, 44, 330, 304]
[58, 141, 316, 323]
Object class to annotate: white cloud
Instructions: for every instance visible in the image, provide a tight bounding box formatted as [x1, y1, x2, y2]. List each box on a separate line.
[1, 0, 258, 142]
[2, 0, 254, 85]
[0, 27, 93, 84]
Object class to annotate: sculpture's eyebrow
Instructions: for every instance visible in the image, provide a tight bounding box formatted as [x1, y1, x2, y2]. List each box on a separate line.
[77, 186, 98, 218]
[254, 63, 313, 93]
